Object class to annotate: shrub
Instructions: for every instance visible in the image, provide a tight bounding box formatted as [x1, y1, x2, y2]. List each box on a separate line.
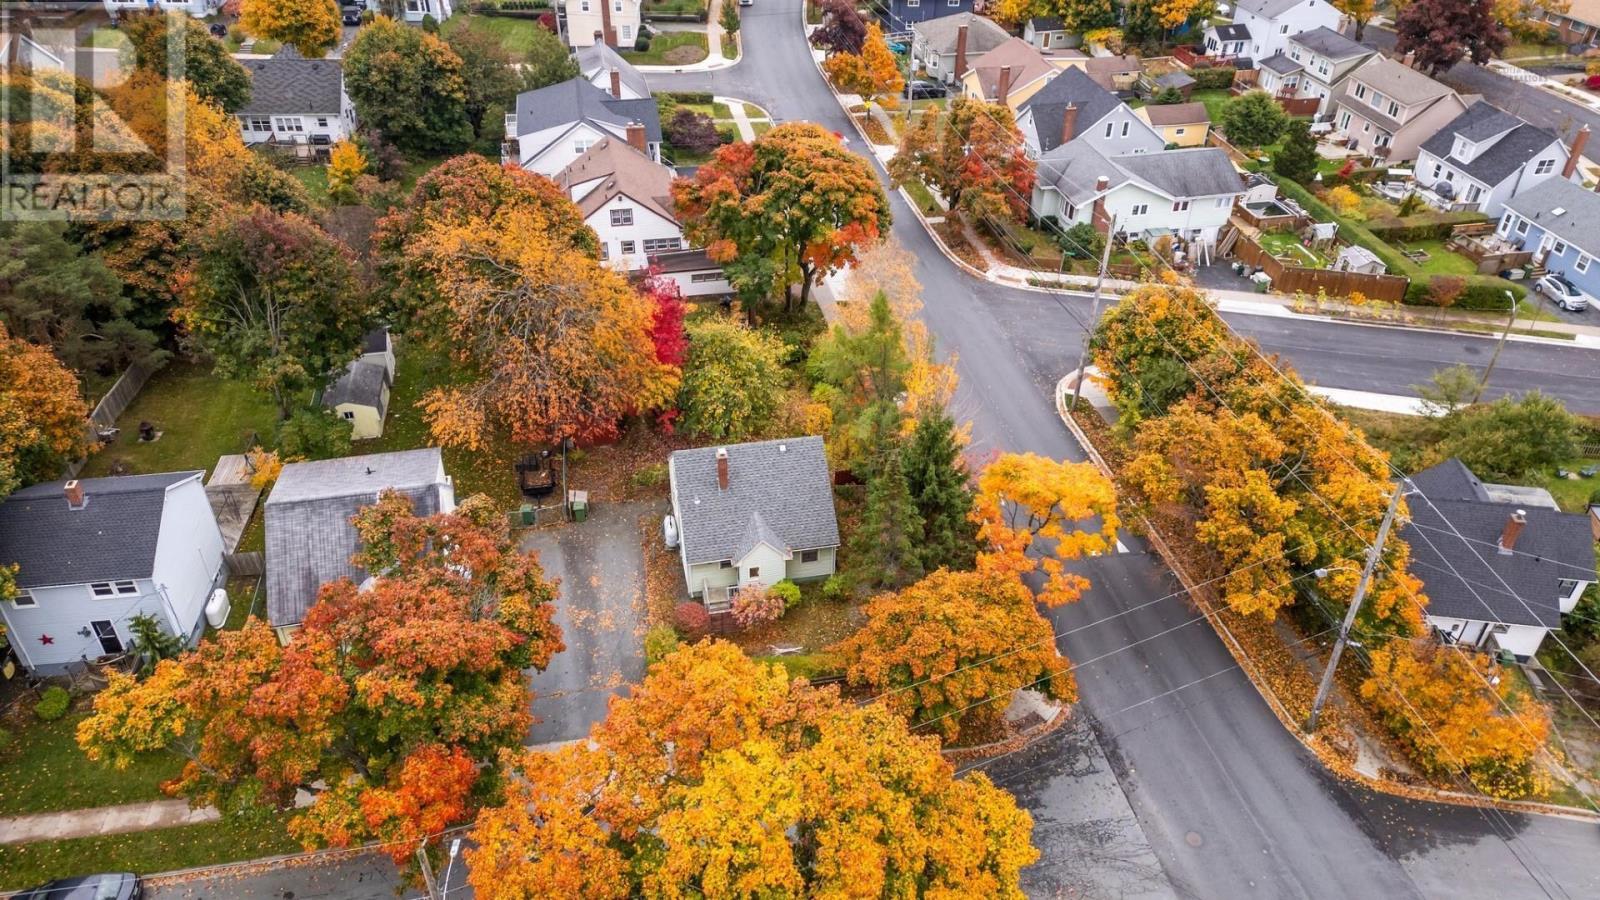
[1192, 66, 1237, 90]
[665, 108, 722, 155]
[277, 407, 353, 460]
[34, 686, 70, 721]
[732, 584, 785, 629]
[673, 601, 710, 636]
[420, 13, 439, 32]
[1367, 211, 1489, 244]
[822, 574, 847, 602]
[644, 624, 679, 665]
[1151, 86, 1184, 105]
[227, 25, 245, 44]
[630, 462, 668, 488]
[1219, 91, 1287, 148]
[1060, 221, 1105, 260]
[635, 32, 652, 51]
[1325, 185, 1363, 218]
[0, 727, 12, 751]
[1405, 279, 1523, 310]
[770, 580, 803, 610]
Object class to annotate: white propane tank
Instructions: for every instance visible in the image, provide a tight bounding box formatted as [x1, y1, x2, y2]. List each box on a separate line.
[204, 588, 230, 629]
[663, 514, 679, 549]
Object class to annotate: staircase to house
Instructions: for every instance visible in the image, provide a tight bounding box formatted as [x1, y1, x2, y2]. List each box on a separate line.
[703, 583, 733, 616]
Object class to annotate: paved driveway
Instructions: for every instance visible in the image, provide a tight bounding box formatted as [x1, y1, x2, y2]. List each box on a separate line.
[521, 500, 659, 745]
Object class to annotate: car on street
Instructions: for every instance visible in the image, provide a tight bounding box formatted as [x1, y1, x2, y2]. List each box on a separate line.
[14, 873, 142, 900]
[1535, 273, 1591, 311]
[905, 80, 948, 100]
[342, 4, 364, 24]
[208, 22, 227, 37]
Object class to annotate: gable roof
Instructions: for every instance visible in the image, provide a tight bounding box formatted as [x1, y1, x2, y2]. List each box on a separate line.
[1021, 66, 1125, 153]
[1141, 101, 1209, 127]
[1347, 55, 1454, 107]
[1258, 52, 1303, 76]
[0, 472, 203, 589]
[515, 77, 662, 145]
[322, 360, 390, 414]
[1212, 22, 1251, 42]
[237, 52, 343, 116]
[556, 137, 678, 223]
[1289, 25, 1368, 61]
[1114, 147, 1243, 198]
[914, 12, 1009, 55]
[1029, 16, 1065, 31]
[1036, 140, 1128, 204]
[668, 437, 839, 566]
[1235, 0, 1312, 18]
[1403, 459, 1595, 628]
[1503, 177, 1600, 251]
[1082, 54, 1142, 91]
[576, 42, 649, 99]
[265, 449, 448, 627]
[1420, 103, 1564, 187]
[968, 37, 1059, 99]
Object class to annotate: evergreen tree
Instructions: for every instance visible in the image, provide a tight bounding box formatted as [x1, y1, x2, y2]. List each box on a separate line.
[903, 411, 978, 572]
[1273, 120, 1318, 184]
[849, 437, 924, 594]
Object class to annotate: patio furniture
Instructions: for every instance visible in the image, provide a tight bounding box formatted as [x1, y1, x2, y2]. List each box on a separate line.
[1580, 465, 1597, 478]
[1555, 467, 1572, 479]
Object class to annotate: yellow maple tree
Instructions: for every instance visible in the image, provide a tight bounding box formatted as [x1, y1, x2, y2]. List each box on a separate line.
[973, 452, 1119, 607]
[822, 22, 904, 108]
[325, 140, 368, 206]
[241, 0, 342, 58]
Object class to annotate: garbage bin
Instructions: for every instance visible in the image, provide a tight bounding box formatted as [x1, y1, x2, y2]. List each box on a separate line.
[568, 490, 589, 523]
[519, 503, 535, 526]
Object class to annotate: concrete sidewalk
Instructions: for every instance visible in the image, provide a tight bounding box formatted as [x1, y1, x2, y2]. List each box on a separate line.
[0, 799, 218, 844]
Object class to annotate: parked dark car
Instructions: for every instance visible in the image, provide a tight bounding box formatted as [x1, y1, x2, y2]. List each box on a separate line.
[905, 80, 948, 100]
[342, 4, 364, 25]
[208, 22, 227, 37]
[13, 873, 142, 900]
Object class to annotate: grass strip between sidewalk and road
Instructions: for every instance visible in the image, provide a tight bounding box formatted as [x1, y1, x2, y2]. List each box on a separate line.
[0, 817, 298, 891]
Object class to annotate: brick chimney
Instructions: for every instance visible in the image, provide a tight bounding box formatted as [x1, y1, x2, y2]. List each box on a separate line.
[996, 65, 1012, 105]
[599, 0, 617, 47]
[1498, 509, 1527, 554]
[626, 122, 646, 151]
[1059, 103, 1078, 149]
[1091, 175, 1112, 235]
[954, 23, 969, 80]
[64, 479, 84, 509]
[610, 67, 623, 100]
[1401, 50, 1415, 69]
[716, 448, 729, 490]
[1564, 125, 1589, 180]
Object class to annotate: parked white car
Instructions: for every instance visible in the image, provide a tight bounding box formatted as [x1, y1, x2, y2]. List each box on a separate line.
[1535, 274, 1590, 312]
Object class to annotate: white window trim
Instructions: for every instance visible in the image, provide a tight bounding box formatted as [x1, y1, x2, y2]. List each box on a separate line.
[1534, 159, 1555, 175]
[1577, 253, 1591, 273]
[12, 589, 36, 608]
[89, 580, 139, 598]
[610, 207, 634, 226]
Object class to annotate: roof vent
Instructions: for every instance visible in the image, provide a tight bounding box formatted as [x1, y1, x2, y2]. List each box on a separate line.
[1553, 206, 1566, 217]
[778, 443, 787, 452]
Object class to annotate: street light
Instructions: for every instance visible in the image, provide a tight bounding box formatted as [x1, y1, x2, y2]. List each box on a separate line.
[1472, 289, 1517, 404]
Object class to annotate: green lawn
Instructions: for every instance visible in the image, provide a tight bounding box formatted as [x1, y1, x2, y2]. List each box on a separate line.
[902, 179, 941, 217]
[1537, 464, 1600, 513]
[78, 362, 281, 480]
[620, 31, 709, 66]
[291, 163, 330, 206]
[721, 32, 738, 60]
[87, 28, 129, 50]
[645, 0, 709, 14]
[441, 14, 550, 55]
[751, 120, 772, 136]
[1504, 41, 1570, 60]
[0, 817, 298, 892]
[1398, 239, 1479, 276]
[1191, 88, 1233, 125]
[0, 713, 184, 816]
[249, 38, 282, 55]
[1259, 231, 1329, 267]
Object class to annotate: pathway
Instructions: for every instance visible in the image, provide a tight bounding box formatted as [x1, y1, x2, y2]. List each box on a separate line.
[0, 799, 218, 844]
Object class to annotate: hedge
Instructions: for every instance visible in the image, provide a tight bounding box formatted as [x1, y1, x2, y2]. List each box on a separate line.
[1405, 278, 1524, 310]
[658, 90, 716, 105]
[1368, 211, 1489, 244]
[1192, 67, 1237, 90]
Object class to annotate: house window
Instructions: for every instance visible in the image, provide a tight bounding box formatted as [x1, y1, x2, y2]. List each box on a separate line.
[1560, 579, 1581, 596]
[89, 580, 139, 598]
[1172, 200, 1190, 211]
[621, 25, 631, 40]
[1431, 163, 1441, 179]
[342, 410, 356, 420]
[244, 116, 271, 131]
[801, 549, 819, 563]
[1577, 253, 1592, 273]
[690, 272, 722, 283]
[1466, 185, 1481, 203]
[1516, 220, 1529, 235]
[599, 242, 609, 260]
[1338, 112, 1351, 130]
[1387, 101, 1399, 118]
[720, 560, 733, 568]
[907, 0, 919, 5]
[316, 117, 329, 128]
[620, 240, 637, 254]
[406, 0, 426, 11]
[947, 0, 959, 5]
[610, 208, 634, 226]
[1552, 239, 1567, 255]
[580, 0, 589, 9]
[1354, 83, 1367, 100]
[1130, 203, 1148, 216]
[91, 620, 123, 655]
[273, 117, 304, 133]
[1105, 122, 1114, 138]
[575, 137, 595, 154]
[614, 0, 622, 9]
[748, 567, 759, 578]
[1175, 127, 1186, 135]
[1280, 24, 1288, 33]
[11, 589, 36, 608]
[1121, 121, 1129, 137]
[1534, 159, 1555, 175]
[1499, 212, 1513, 234]
[1215, 197, 1229, 207]
[643, 237, 682, 252]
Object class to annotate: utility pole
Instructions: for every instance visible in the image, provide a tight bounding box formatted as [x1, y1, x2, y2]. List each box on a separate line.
[1070, 216, 1118, 411]
[416, 842, 441, 900]
[1472, 290, 1517, 404]
[1308, 482, 1408, 732]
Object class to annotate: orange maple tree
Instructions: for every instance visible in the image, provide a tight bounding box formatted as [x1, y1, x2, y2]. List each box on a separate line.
[973, 452, 1119, 608]
[77, 493, 562, 870]
[467, 640, 1038, 898]
[0, 322, 91, 503]
[835, 569, 1073, 743]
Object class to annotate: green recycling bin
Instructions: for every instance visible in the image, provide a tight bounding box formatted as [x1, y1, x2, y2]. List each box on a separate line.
[568, 490, 589, 523]
[519, 503, 535, 526]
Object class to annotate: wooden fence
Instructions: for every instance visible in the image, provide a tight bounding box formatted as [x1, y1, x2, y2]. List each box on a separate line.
[1275, 94, 1320, 117]
[1235, 205, 1309, 233]
[88, 361, 153, 433]
[224, 551, 265, 578]
[1234, 233, 1410, 302]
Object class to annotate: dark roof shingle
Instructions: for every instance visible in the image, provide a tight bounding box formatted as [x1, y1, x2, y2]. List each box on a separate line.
[0, 472, 202, 588]
[514, 77, 662, 145]
[237, 54, 343, 116]
[669, 437, 839, 566]
[1021, 66, 1124, 153]
[1420, 103, 1563, 187]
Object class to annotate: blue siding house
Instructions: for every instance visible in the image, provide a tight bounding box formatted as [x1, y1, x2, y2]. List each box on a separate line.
[880, 0, 975, 28]
[1499, 177, 1600, 300]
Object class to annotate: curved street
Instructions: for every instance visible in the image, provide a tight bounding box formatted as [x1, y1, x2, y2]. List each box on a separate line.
[654, 4, 1600, 897]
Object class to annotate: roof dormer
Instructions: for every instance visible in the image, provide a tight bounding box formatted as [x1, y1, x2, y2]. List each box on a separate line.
[1451, 135, 1475, 163]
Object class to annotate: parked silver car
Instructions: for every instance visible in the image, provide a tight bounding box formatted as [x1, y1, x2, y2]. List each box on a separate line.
[1535, 274, 1590, 312]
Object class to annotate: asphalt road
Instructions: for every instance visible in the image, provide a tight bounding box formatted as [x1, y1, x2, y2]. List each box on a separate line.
[654, 4, 1600, 897]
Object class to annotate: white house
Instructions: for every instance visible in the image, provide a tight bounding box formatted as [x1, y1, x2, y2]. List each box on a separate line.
[1414, 103, 1577, 217]
[911, 13, 1009, 85]
[1023, 16, 1076, 52]
[667, 438, 840, 615]
[367, 0, 455, 23]
[1017, 66, 1165, 158]
[507, 76, 662, 177]
[265, 449, 454, 643]
[1256, 26, 1374, 116]
[565, 0, 643, 48]
[647, 248, 733, 298]
[1212, 0, 1343, 63]
[0, 473, 225, 674]
[577, 42, 650, 100]
[1032, 143, 1245, 253]
[1404, 459, 1597, 660]
[236, 51, 356, 156]
[556, 137, 687, 271]
[104, 0, 223, 18]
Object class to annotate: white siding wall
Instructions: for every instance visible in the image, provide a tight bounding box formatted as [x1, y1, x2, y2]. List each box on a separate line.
[735, 544, 787, 590]
[1428, 615, 1550, 659]
[1040, 183, 1238, 242]
[566, 0, 643, 47]
[785, 547, 836, 581]
[688, 560, 739, 595]
[2, 578, 162, 673]
[151, 477, 225, 644]
[1236, 1, 1343, 61]
[590, 195, 684, 271]
[104, 0, 220, 17]
[661, 268, 733, 297]
[238, 112, 351, 148]
[521, 122, 614, 175]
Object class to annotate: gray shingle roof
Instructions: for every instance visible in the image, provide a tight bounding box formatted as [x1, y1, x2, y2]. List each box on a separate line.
[1036, 140, 1127, 204]
[1029, 16, 1065, 31]
[514, 77, 662, 145]
[1213, 22, 1252, 42]
[1347, 55, 1454, 107]
[1403, 459, 1595, 628]
[362, 327, 390, 355]
[1503, 178, 1600, 252]
[265, 449, 448, 626]
[1235, 0, 1308, 18]
[914, 12, 1009, 55]
[237, 54, 343, 117]
[1289, 25, 1368, 61]
[0, 472, 203, 588]
[668, 437, 839, 566]
[321, 360, 389, 414]
[1114, 147, 1244, 198]
[1420, 104, 1563, 187]
[1154, 71, 1196, 90]
[1021, 67, 1124, 154]
[1141, 101, 1209, 126]
[1259, 52, 1303, 76]
[577, 43, 650, 99]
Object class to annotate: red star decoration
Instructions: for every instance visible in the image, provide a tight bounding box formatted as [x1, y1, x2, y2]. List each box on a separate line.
[38, 634, 53, 645]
